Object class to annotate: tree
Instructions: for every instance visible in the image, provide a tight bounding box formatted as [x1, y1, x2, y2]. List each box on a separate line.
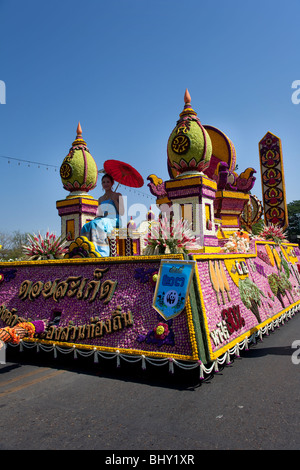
[287, 200, 300, 244]
[0, 231, 29, 261]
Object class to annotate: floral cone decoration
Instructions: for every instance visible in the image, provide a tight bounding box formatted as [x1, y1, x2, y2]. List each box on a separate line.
[23, 232, 68, 260]
[143, 216, 201, 255]
[258, 223, 288, 245]
[167, 89, 212, 177]
[60, 122, 98, 193]
[220, 230, 251, 254]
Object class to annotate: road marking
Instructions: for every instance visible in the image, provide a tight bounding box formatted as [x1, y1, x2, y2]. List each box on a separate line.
[0, 369, 65, 397]
[0, 368, 50, 387]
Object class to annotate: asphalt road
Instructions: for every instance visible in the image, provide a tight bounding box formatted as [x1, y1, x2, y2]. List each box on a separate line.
[0, 312, 300, 452]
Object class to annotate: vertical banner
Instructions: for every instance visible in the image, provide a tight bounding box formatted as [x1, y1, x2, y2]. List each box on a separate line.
[153, 260, 196, 320]
[259, 131, 288, 230]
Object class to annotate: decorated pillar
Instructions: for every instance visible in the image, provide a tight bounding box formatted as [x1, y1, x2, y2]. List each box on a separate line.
[259, 131, 289, 230]
[162, 90, 218, 248]
[164, 175, 218, 248]
[213, 189, 250, 234]
[148, 90, 255, 242]
[56, 123, 99, 242]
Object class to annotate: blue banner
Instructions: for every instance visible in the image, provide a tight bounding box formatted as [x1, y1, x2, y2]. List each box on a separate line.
[153, 260, 196, 320]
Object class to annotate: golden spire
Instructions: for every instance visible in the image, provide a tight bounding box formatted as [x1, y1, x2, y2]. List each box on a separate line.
[76, 122, 82, 138]
[72, 122, 86, 146]
[180, 89, 197, 117]
[184, 88, 191, 105]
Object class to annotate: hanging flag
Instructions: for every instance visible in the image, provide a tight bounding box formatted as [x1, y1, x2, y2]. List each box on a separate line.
[153, 260, 195, 320]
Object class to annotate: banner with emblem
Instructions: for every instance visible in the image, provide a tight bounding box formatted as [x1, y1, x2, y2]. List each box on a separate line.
[152, 260, 196, 320]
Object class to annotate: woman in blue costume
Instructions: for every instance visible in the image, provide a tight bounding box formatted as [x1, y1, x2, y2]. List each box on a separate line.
[97, 174, 124, 229]
[80, 173, 124, 257]
[80, 210, 114, 257]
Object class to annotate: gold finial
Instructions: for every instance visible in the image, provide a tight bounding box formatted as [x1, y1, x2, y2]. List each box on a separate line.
[72, 121, 86, 147]
[184, 88, 191, 105]
[180, 89, 197, 118]
[76, 122, 82, 138]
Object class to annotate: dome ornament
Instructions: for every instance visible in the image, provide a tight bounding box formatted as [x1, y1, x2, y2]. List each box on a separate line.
[60, 122, 98, 194]
[167, 90, 212, 177]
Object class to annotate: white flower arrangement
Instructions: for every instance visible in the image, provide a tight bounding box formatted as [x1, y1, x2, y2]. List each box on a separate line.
[22, 232, 68, 260]
[220, 230, 251, 254]
[143, 216, 201, 255]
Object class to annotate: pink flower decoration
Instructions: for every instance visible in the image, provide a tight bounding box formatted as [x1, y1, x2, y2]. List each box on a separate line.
[154, 322, 169, 339]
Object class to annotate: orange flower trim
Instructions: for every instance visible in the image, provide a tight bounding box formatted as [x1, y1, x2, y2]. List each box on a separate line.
[0, 322, 36, 345]
[236, 230, 250, 242]
[17, 322, 36, 338]
[2, 327, 20, 344]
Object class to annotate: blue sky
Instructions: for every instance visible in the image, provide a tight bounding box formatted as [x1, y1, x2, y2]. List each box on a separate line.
[1, 0, 300, 235]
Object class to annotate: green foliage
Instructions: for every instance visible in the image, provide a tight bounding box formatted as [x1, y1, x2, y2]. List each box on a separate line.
[268, 272, 293, 297]
[0, 231, 29, 261]
[287, 200, 300, 215]
[287, 200, 300, 244]
[238, 277, 266, 323]
[250, 218, 265, 235]
[239, 277, 266, 309]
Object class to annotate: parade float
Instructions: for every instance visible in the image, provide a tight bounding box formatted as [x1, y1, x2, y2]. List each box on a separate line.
[0, 90, 299, 378]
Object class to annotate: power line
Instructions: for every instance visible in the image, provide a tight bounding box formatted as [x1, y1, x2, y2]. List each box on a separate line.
[115, 183, 156, 200]
[0, 155, 58, 168]
[0, 154, 156, 200]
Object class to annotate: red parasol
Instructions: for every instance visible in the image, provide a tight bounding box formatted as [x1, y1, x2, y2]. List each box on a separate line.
[103, 159, 144, 188]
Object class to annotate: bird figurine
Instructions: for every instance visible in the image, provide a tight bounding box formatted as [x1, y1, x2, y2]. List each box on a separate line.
[147, 174, 167, 198]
